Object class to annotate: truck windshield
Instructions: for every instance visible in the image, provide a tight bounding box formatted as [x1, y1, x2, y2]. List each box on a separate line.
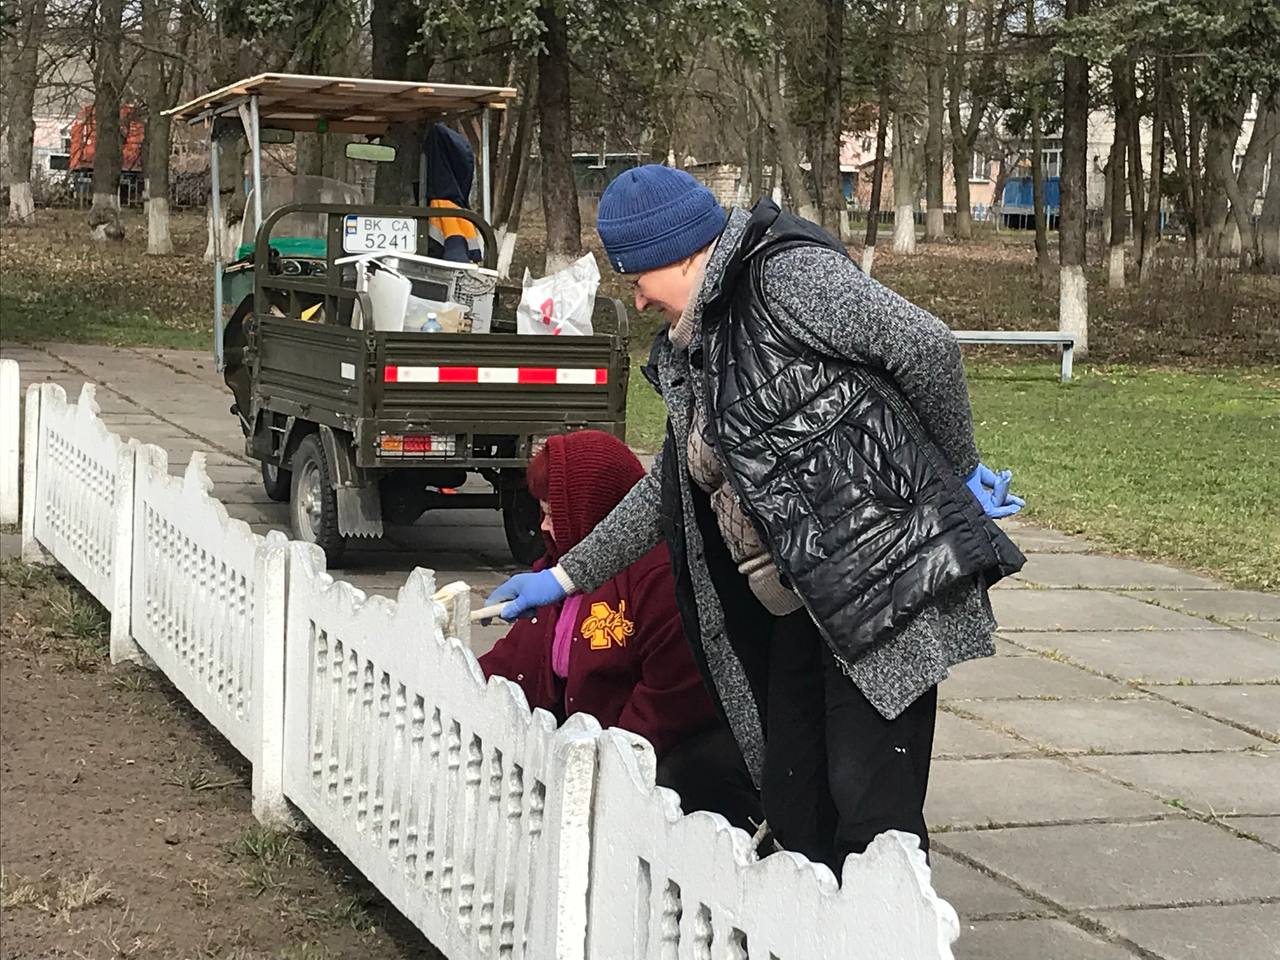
[241, 175, 368, 250]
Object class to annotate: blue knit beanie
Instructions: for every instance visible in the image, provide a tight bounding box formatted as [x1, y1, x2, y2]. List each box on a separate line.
[596, 165, 727, 274]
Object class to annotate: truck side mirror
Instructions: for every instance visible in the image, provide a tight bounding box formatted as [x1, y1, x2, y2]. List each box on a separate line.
[347, 142, 397, 163]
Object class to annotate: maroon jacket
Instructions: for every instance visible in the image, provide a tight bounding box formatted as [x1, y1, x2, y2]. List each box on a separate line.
[479, 431, 718, 758]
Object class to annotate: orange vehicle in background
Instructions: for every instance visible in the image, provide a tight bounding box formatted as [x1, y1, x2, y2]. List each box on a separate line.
[68, 104, 145, 198]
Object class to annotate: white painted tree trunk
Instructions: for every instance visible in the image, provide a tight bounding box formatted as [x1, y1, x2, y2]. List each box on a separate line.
[496, 229, 519, 278]
[544, 250, 579, 274]
[861, 245, 876, 275]
[925, 207, 944, 241]
[797, 202, 820, 223]
[8, 181, 35, 223]
[838, 208, 852, 244]
[1059, 264, 1089, 357]
[147, 195, 173, 255]
[1107, 245, 1125, 289]
[89, 192, 123, 242]
[204, 205, 243, 263]
[893, 204, 917, 254]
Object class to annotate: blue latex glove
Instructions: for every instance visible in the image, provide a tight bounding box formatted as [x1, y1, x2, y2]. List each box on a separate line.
[966, 463, 1025, 519]
[484, 569, 567, 622]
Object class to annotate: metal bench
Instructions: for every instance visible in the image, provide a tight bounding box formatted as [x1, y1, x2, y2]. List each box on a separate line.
[952, 330, 1077, 383]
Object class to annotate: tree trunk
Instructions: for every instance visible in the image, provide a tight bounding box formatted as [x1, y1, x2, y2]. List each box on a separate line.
[1059, 0, 1090, 357]
[990, 153, 1018, 231]
[536, 1, 582, 272]
[818, 0, 845, 237]
[89, 0, 126, 241]
[494, 61, 535, 230]
[1138, 58, 1166, 282]
[1106, 131, 1127, 288]
[1164, 72, 1197, 262]
[5, 0, 47, 224]
[142, 0, 184, 256]
[747, 59, 818, 222]
[862, 100, 889, 275]
[204, 135, 248, 262]
[1027, 0, 1051, 289]
[892, 111, 921, 255]
[1217, 101, 1275, 269]
[1106, 55, 1128, 288]
[371, 0, 430, 204]
[947, 0, 972, 240]
[1261, 121, 1280, 274]
[1114, 57, 1144, 265]
[924, 3, 946, 242]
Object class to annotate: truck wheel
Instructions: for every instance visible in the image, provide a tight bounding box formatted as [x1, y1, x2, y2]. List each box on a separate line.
[261, 461, 291, 502]
[502, 486, 546, 566]
[290, 434, 346, 565]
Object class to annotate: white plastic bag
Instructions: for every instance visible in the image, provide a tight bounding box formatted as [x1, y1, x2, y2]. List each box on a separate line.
[517, 252, 600, 336]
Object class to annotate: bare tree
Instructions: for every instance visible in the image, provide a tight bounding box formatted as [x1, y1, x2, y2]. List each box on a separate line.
[947, 0, 999, 240]
[1138, 57, 1167, 281]
[1026, 0, 1051, 290]
[536, 0, 582, 272]
[4, 0, 48, 223]
[923, 0, 946, 241]
[746, 55, 818, 222]
[892, 2, 925, 255]
[88, 0, 127, 241]
[141, 0, 190, 255]
[1106, 55, 1129, 288]
[1059, 0, 1089, 357]
[494, 64, 537, 278]
[862, 96, 889, 274]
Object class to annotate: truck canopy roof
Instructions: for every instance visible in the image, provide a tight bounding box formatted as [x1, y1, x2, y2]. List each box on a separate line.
[166, 73, 515, 134]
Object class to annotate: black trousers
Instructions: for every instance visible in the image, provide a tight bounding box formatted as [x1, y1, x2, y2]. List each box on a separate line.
[761, 609, 937, 874]
[656, 722, 764, 837]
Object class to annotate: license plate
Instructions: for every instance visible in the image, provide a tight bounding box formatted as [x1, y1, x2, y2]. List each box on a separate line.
[342, 214, 417, 254]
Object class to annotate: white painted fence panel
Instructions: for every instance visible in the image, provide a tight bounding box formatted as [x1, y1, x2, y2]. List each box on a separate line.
[0, 359, 19, 525]
[282, 542, 598, 960]
[586, 731, 960, 960]
[24, 383, 133, 649]
[129, 444, 289, 820]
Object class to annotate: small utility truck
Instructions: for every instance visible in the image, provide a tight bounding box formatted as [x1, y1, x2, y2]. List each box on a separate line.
[168, 74, 631, 565]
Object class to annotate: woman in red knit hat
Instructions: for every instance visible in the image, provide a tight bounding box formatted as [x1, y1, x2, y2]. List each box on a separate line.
[479, 429, 760, 831]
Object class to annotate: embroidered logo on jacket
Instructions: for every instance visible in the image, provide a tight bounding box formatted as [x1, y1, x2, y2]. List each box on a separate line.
[581, 600, 635, 650]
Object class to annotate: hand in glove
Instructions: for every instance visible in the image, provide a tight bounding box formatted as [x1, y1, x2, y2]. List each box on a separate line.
[966, 463, 1026, 519]
[484, 569, 567, 622]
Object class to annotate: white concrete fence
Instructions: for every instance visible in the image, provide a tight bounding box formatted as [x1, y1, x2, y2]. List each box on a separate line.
[12, 369, 960, 960]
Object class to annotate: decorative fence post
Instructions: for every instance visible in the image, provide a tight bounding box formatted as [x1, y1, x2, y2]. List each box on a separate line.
[20, 383, 48, 564]
[252, 528, 291, 826]
[0, 359, 19, 526]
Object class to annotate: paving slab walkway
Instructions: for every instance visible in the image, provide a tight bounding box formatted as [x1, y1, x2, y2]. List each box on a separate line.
[5, 342, 1279, 960]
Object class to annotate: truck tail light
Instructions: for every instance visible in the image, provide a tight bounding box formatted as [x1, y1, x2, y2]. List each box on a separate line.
[378, 434, 458, 458]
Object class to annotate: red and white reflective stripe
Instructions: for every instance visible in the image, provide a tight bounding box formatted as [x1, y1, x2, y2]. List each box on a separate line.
[384, 365, 608, 385]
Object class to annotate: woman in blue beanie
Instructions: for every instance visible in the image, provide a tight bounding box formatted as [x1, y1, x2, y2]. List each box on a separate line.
[487, 165, 1025, 876]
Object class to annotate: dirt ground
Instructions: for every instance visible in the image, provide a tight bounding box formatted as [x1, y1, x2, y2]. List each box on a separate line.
[0, 560, 438, 960]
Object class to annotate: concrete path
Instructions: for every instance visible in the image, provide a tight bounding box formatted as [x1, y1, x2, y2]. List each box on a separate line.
[5, 342, 1278, 960]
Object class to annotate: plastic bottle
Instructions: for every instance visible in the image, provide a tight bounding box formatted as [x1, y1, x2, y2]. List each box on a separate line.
[423, 311, 443, 334]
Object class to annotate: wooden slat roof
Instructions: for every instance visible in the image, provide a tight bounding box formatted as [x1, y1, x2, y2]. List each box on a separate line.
[167, 73, 515, 133]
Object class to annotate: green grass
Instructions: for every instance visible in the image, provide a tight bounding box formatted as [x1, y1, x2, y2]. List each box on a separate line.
[625, 359, 1280, 590]
[0, 208, 209, 350]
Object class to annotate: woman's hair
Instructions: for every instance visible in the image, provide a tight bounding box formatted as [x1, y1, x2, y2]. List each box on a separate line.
[526, 444, 551, 502]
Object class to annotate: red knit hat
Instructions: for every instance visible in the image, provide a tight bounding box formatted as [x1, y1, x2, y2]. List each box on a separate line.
[526, 430, 645, 562]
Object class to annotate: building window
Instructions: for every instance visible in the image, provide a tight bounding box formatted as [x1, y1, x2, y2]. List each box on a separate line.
[60, 126, 71, 154]
[970, 152, 990, 182]
[1042, 147, 1062, 179]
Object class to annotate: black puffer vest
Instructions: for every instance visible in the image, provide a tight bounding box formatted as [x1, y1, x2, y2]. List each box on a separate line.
[688, 201, 1024, 665]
